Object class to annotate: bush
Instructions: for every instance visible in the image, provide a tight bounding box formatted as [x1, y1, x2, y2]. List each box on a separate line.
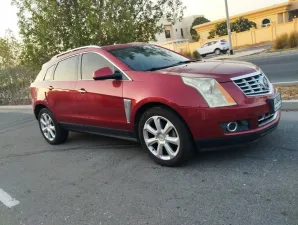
[274, 33, 289, 49]
[192, 50, 201, 59]
[289, 32, 298, 48]
[182, 51, 193, 58]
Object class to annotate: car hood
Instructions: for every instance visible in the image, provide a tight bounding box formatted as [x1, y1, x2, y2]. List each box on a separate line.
[158, 60, 259, 82]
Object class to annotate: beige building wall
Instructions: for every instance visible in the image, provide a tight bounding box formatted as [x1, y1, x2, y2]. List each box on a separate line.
[158, 19, 298, 54]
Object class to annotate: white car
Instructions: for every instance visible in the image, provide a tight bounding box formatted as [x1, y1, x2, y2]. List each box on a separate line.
[197, 40, 230, 57]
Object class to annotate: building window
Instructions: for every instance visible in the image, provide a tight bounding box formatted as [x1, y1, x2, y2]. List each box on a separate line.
[180, 28, 184, 38]
[165, 30, 171, 39]
[262, 18, 271, 27]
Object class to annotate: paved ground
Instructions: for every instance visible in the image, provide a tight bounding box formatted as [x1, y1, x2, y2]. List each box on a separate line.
[0, 108, 297, 225]
[238, 51, 298, 83]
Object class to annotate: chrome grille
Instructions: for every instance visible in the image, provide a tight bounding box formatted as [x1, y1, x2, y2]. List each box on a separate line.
[258, 112, 277, 127]
[232, 73, 271, 96]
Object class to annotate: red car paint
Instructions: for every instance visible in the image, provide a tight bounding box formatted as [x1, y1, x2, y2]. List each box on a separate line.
[30, 44, 280, 147]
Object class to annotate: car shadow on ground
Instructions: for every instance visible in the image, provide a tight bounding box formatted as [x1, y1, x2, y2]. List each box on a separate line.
[64, 131, 269, 168]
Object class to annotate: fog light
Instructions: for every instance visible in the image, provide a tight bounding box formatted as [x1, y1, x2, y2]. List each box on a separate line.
[220, 120, 250, 133]
[227, 122, 238, 132]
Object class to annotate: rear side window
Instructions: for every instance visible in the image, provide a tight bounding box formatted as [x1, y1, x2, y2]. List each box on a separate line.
[34, 69, 46, 82]
[81, 53, 115, 80]
[44, 65, 56, 81]
[54, 56, 78, 81]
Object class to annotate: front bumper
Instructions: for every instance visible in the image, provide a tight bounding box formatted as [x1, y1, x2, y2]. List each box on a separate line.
[195, 115, 279, 148]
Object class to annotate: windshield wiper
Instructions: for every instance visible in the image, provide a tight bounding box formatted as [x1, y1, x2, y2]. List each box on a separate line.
[146, 60, 199, 71]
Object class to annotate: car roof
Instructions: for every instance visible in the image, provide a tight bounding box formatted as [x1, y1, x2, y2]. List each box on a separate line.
[42, 43, 151, 69]
[101, 42, 149, 51]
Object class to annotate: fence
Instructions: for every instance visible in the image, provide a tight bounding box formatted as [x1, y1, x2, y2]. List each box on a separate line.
[159, 18, 298, 54]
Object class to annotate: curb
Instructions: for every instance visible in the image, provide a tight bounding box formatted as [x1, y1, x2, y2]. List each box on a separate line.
[0, 105, 32, 110]
[240, 48, 298, 59]
[282, 100, 298, 111]
[213, 48, 267, 60]
[273, 81, 298, 86]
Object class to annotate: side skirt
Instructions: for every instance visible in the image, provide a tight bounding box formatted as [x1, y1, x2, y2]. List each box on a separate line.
[60, 123, 138, 142]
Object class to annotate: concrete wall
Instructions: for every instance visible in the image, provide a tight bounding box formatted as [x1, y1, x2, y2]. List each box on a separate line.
[158, 19, 298, 54]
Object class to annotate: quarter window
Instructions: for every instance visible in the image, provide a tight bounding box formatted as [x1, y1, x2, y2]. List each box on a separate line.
[44, 65, 56, 81]
[81, 53, 115, 80]
[54, 56, 78, 81]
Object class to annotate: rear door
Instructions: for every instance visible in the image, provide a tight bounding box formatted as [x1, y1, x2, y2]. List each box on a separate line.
[199, 43, 209, 55]
[206, 41, 216, 54]
[74, 52, 127, 130]
[46, 55, 79, 123]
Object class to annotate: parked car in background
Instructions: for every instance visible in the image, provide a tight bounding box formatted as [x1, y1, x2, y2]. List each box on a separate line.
[198, 39, 230, 57]
[30, 43, 281, 167]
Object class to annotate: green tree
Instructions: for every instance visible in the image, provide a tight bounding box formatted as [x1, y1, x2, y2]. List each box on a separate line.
[208, 29, 216, 39]
[0, 31, 36, 105]
[190, 16, 210, 41]
[12, 0, 185, 70]
[214, 21, 229, 37]
[214, 17, 256, 37]
[233, 17, 256, 33]
[0, 30, 20, 69]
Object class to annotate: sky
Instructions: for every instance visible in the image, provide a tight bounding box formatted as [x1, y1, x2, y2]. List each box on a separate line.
[0, 0, 289, 37]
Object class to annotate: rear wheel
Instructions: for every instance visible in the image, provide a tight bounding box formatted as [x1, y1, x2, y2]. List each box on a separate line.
[215, 48, 221, 55]
[38, 108, 69, 145]
[222, 50, 227, 54]
[138, 107, 194, 167]
[201, 54, 206, 57]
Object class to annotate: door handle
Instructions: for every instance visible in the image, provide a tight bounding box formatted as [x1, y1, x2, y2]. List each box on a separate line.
[78, 88, 87, 94]
[48, 86, 54, 90]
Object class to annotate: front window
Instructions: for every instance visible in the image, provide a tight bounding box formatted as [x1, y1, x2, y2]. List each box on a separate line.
[108, 45, 190, 71]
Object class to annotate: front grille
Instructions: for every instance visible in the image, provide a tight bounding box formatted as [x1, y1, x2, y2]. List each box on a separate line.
[258, 112, 276, 127]
[232, 73, 271, 96]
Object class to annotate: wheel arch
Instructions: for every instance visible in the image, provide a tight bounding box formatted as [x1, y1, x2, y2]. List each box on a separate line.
[34, 104, 48, 119]
[133, 101, 194, 143]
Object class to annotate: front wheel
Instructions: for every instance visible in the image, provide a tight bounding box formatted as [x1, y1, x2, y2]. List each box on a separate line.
[138, 107, 194, 167]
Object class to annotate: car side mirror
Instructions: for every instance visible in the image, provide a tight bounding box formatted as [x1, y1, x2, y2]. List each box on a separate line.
[93, 67, 122, 81]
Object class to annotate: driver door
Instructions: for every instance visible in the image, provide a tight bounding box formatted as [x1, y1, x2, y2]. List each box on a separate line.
[74, 52, 127, 130]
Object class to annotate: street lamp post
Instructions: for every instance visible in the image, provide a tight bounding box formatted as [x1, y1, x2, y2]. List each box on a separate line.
[225, 0, 234, 55]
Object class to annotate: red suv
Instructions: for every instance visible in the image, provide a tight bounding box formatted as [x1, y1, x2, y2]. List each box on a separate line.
[30, 43, 281, 166]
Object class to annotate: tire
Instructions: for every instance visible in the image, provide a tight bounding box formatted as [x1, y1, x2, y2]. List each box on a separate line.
[38, 108, 69, 145]
[222, 50, 227, 54]
[138, 107, 194, 167]
[215, 48, 221, 55]
[201, 54, 206, 58]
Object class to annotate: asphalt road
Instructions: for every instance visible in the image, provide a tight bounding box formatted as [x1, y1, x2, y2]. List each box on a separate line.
[239, 51, 298, 83]
[0, 108, 297, 225]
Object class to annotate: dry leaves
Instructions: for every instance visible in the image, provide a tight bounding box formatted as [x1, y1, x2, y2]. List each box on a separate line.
[276, 85, 298, 100]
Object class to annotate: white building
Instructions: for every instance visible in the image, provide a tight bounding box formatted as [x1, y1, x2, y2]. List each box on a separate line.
[154, 15, 204, 44]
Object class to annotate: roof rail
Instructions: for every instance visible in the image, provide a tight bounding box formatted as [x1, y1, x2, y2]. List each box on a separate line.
[52, 45, 101, 59]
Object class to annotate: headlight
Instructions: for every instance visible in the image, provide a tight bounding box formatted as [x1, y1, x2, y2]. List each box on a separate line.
[182, 77, 237, 107]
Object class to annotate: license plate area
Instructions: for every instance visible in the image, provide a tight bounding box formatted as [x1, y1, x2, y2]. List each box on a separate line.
[267, 93, 282, 113]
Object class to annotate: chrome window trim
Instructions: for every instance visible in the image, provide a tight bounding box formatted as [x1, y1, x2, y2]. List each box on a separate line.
[79, 51, 132, 81]
[231, 70, 273, 97]
[52, 45, 101, 59]
[44, 51, 133, 82]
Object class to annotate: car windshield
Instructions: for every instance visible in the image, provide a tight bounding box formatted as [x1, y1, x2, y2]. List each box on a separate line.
[108, 45, 192, 71]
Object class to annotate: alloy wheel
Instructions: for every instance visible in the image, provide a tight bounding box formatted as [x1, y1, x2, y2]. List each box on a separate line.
[143, 116, 180, 160]
[40, 113, 56, 141]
